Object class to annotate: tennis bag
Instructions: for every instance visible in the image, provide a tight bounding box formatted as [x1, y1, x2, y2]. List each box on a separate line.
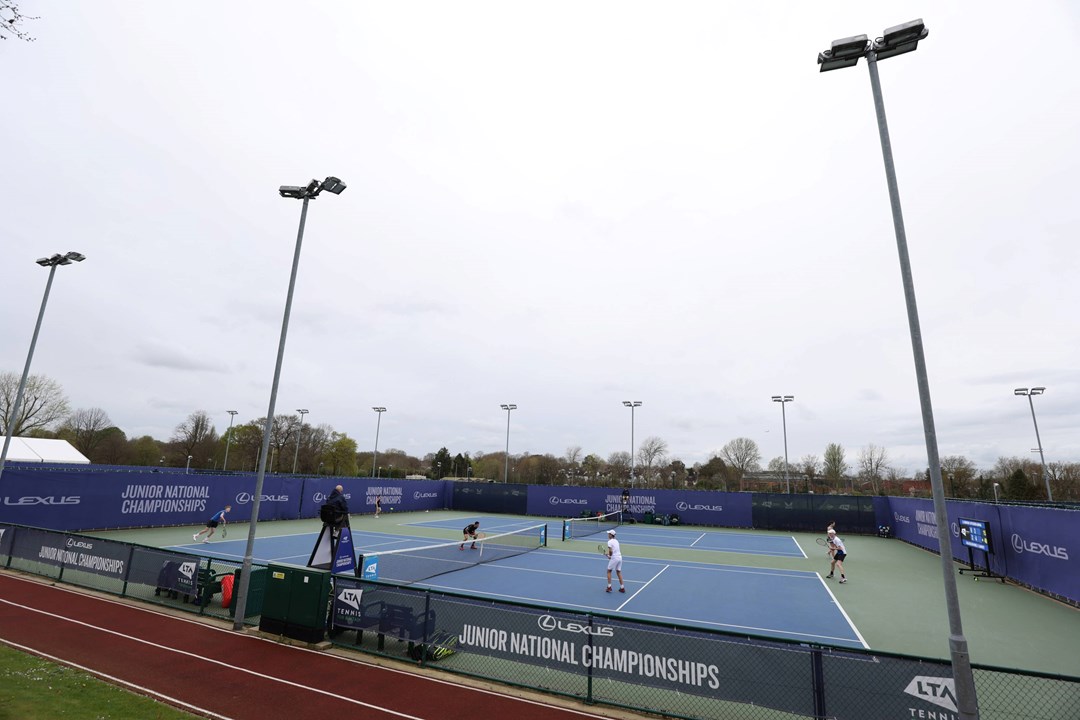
[408, 631, 458, 662]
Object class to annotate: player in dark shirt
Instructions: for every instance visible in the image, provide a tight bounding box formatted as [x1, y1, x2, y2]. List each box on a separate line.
[460, 521, 481, 550]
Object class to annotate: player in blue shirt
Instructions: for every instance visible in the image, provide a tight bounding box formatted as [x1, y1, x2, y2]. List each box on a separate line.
[194, 505, 230, 543]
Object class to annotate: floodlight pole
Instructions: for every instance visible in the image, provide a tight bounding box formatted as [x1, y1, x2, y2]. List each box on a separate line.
[865, 50, 980, 719]
[223, 410, 238, 471]
[293, 408, 308, 474]
[234, 176, 343, 629]
[623, 401, 641, 486]
[771, 395, 794, 493]
[500, 404, 516, 482]
[371, 407, 386, 477]
[0, 253, 84, 482]
[1015, 388, 1052, 501]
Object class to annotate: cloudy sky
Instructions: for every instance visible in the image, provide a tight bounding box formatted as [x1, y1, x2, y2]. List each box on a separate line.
[3, 2, 1078, 474]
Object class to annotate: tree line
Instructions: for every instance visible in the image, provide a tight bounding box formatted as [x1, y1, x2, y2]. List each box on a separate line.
[3, 372, 1076, 501]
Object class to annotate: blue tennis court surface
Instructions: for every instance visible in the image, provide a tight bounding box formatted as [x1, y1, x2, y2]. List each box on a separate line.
[170, 516, 864, 649]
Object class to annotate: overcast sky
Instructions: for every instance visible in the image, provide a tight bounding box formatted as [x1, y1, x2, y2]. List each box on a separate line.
[3, 2, 1078, 474]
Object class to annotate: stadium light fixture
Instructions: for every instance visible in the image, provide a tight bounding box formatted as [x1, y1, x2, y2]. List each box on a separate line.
[292, 409, 309, 474]
[771, 396, 795, 493]
[500, 404, 517, 482]
[0, 252, 86, 482]
[371, 407, 386, 477]
[1014, 387, 1051, 501]
[223, 410, 238, 471]
[622, 401, 642, 486]
[815, 20, 980, 720]
[233, 175, 345, 630]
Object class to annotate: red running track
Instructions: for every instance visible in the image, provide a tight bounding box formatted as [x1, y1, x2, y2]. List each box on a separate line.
[0, 572, 623, 720]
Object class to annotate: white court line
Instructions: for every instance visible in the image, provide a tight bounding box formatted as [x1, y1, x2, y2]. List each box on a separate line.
[793, 536, 808, 559]
[618, 564, 668, 610]
[0, 638, 234, 720]
[817, 574, 869, 648]
[689, 533, 707, 547]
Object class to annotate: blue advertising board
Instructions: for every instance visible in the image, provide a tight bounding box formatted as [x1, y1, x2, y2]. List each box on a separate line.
[525, 486, 752, 528]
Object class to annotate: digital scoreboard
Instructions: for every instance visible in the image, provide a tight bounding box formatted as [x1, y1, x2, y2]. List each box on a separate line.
[958, 517, 993, 554]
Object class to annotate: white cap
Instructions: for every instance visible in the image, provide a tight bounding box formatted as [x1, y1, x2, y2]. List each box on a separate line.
[827, 528, 836, 535]
[607, 529, 616, 536]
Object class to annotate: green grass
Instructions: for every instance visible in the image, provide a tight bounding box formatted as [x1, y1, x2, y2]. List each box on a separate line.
[0, 644, 197, 720]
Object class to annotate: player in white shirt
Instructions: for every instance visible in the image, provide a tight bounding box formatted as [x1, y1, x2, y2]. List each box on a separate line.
[605, 529, 625, 593]
[826, 527, 848, 583]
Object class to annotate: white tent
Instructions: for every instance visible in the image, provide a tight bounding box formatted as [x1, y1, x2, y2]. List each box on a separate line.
[4, 437, 90, 464]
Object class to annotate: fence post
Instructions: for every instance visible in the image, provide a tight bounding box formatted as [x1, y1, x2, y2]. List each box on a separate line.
[811, 647, 827, 719]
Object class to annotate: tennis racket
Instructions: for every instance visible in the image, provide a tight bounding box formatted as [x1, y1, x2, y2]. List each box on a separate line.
[221, 526, 227, 539]
[816, 537, 832, 553]
[598, 544, 609, 556]
[476, 532, 486, 540]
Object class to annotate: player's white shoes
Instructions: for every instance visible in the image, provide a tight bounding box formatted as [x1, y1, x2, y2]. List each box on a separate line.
[193, 534, 198, 541]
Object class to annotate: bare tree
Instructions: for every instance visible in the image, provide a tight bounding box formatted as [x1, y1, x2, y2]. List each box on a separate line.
[940, 455, 977, 498]
[0, 372, 70, 436]
[719, 437, 761, 490]
[171, 411, 218, 459]
[636, 436, 668, 486]
[800, 454, 822, 491]
[856, 444, 890, 494]
[607, 450, 631, 482]
[823, 443, 848, 490]
[59, 408, 112, 456]
[1, 1, 38, 41]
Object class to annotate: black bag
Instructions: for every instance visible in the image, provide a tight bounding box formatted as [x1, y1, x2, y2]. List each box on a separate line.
[320, 504, 338, 524]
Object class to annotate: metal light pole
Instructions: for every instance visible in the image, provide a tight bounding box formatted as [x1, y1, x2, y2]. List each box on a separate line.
[0, 252, 85, 482]
[992, 482, 1000, 503]
[371, 406, 386, 477]
[292, 408, 308, 474]
[1014, 387, 1052, 501]
[233, 175, 345, 630]
[223, 410, 238, 471]
[818, 20, 978, 718]
[771, 395, 794, 493]
[500, 404, 516, 483]
[185, 455, 192, 474]
[622, 401, 641, 486]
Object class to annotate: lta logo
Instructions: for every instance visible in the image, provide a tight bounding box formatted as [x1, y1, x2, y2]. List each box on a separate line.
[904, 676, 957, 714]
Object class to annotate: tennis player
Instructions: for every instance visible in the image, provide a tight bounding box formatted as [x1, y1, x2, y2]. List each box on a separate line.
[194, 505, 230, 543]
[374, 495, 382, 519]
[605, 529, 625, 593]
[826, 527, 848, 583]
[460, 521, 481, 550]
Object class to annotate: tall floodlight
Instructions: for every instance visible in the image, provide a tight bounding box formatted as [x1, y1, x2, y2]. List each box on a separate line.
[233, 176, 345, 630]
[0, 252, 86, 482]
[371, 407, 386, 477]
[500, 404, 516, 483]
[622, 401, 642, 486]
[223, 410, 238, 471]
[1014, 387, 1051, 501]
[771, 396, 794, 493]
[292, 408, 309, 474]
[818, 21, 978, 719]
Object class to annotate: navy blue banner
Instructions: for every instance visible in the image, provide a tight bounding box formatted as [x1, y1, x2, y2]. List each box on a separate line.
[0, 470, 304, 531]
[298, 479, 448, 518]
[887, 497, 1078, 604]
[526, 486, 752, 528]
[9, 526, 132, 581]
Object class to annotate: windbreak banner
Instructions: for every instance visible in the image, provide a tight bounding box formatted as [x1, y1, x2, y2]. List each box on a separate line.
[886, 497, 1078, 605]
[0, 470, 303, 531]
[525, 486, 752, 528]
[298, 479, 447, 518]
[10, 526, 131, 581]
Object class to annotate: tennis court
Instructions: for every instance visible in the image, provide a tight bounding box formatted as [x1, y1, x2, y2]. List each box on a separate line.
[165, 512, 866, 649]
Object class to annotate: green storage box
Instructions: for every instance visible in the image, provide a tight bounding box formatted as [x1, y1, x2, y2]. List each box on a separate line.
[258, 564, 332, 643]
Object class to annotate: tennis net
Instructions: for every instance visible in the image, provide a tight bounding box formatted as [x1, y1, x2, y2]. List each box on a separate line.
[561, 510, 622, 540]
[357, 523, 548, 585]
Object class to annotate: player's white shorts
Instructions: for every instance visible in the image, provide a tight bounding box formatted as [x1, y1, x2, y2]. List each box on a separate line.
[607, 557, 623, 572]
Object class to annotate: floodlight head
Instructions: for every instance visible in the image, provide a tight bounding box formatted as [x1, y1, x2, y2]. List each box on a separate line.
[321, 176, 346, 195]
[279, 185, 306, 199]
[501, 403, 517, 411]
[373, 406, 386, 412]
[65, 252, 86, 263]
[872, 19, 928, 60]
[817, 34, 869, 72]
[1031, 387, 1046, 395]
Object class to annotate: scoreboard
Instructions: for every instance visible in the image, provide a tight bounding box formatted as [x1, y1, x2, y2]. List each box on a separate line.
[958, 517, 993, 553]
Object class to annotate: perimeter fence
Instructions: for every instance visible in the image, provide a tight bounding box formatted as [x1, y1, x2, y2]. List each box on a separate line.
[0, 523, 265, 625]
[3, 522, 1078, 719]
[330, 577, 1080, 720]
